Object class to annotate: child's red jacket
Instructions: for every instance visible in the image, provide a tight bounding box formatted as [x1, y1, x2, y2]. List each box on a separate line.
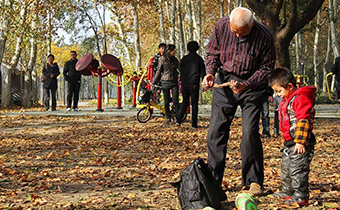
[279, 86, 316, 147]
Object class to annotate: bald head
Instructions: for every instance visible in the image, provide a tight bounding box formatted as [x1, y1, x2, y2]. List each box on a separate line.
[230, 7, 254, 28]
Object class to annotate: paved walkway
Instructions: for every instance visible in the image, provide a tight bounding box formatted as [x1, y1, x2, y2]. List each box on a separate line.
[1, 102, 339, 119]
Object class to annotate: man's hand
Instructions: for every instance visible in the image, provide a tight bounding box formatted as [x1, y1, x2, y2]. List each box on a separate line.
[230, 80, 246, 94]
[202, 74, 215, 91]
[293, 143, 305, 154]
[50, 74, 54, 78]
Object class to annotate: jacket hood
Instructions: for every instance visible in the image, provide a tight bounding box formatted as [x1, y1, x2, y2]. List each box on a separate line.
[291, 86, 316, 104]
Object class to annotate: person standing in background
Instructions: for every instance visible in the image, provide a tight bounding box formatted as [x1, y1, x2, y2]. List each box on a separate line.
[64, 51, 81, 111]
[152, 43, 167, 103]
[42, 54, 60, 111]
[176, 41, 206, 128]
[260, 87, 274, 138]
[153, 44, 180, 123]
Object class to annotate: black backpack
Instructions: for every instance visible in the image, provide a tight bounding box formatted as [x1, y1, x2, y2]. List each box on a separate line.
[172, 158, 227, 210]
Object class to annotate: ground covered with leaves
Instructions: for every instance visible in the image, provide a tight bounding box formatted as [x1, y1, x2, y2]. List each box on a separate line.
[0, 114, 339, 209]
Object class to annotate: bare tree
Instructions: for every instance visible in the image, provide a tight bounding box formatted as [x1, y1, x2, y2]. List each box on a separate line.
[109, 8, 131, 61]
[1, 2, 28, 107]
[0, 1, 10, 93]
[159, 0, 166, 43]
[220, 0, 225, 18]
[245, 0, 325, 68]
[329, 0, 339, 58]
[186, 0, 194, 41]
[295, 32, 303, 74]
[236, 0, 242, 7]
[23, 2, 39, 108]
[313, 10, 321, 88]
[227, 0, 232, 15]
[323, 28, 332, 93]
[132, 1, 141, 68]
[177, 0, 185, 58]
[170, 0, 176, 45]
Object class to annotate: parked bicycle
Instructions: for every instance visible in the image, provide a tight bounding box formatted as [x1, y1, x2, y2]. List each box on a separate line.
[136, 84, 187, 123]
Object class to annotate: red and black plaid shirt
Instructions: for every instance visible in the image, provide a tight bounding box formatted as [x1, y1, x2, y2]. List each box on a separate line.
[205, 16, 275, 89]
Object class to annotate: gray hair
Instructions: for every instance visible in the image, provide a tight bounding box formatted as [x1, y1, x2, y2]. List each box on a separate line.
[230, 7, 254, 27]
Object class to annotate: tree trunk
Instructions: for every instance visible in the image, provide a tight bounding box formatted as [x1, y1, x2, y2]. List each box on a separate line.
[196, 0, 203, 104]
[227, 0, 231, 15]
[329, 0, 339, 58]
[23, 26, 37, 107]
[132, 1, 141, 68]
[47, 6, 52, 55]
[2, 2, 27, 107]
[295, 32, 302, 74]
[159, 0, 166, 43]
[0, 0, 10, 105]
[98, 5, 109, 104]
[186, 0, 193, 41]
[23, 2, 39, 108]
[323, 28, 332, 94]
[273, 35, 291, 68]
[111, 9, 131, 61]
[236, 0, 242, 7]
[193, 0, 203, 55]
[245, 0, 325, 68]
[170, 0, 176, 45]
[177, 0, 185, 58]
[220, 0, 225, 18]
[313, 10, 321, 88]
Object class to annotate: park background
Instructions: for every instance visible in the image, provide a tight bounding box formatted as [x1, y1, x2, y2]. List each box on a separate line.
[0, 1, 340, 210]
[0, 0, 340, 108]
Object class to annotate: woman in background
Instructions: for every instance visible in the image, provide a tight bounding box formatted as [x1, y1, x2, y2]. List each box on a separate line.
[152, 44, 180, 123]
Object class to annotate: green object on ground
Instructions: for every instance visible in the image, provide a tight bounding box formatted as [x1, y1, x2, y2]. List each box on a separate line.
[235, 193, 257, 210]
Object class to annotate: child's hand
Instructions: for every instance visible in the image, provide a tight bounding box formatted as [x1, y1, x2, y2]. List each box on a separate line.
[293, 143, 305, 154]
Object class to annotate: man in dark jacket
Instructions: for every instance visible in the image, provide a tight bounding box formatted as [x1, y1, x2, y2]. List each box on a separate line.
[331, 56, 340, 100]
[64, 51, 81, 111]
[176, 41, 206, 128]
[42, 54, 60, 111]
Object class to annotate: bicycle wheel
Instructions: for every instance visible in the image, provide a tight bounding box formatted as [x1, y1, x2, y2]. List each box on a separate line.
[137, 107, 152, 123]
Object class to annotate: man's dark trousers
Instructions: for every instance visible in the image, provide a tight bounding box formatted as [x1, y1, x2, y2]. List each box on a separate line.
[67, 81, 80, 109]
[177, 84, 199, 127]
[207, 74, 265, 187]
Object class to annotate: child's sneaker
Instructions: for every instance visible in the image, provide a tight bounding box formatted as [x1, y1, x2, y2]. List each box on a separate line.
[273, 191, 292, 200]
[284, 195, 308, 206]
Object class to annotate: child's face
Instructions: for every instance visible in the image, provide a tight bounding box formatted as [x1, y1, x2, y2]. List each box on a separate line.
[271, 83, 295, 100]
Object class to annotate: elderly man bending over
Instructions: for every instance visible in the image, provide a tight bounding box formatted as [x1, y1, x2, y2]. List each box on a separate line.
[202, 7, 276, 196]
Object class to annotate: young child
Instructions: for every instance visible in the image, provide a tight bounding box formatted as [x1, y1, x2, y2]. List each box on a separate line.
[268, 67, 316, 206]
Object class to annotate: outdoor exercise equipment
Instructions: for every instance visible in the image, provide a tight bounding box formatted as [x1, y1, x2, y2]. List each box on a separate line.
[75, 53, 123, 111]
[294, 75, 309, 88]
[325, 72, 340, 102]
[105, 57, 149, 107]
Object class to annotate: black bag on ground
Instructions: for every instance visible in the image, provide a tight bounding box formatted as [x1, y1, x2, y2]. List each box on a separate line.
[172, 158, 227, 210]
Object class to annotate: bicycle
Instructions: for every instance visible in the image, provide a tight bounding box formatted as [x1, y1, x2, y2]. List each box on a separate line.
[136, 85, 187, 123]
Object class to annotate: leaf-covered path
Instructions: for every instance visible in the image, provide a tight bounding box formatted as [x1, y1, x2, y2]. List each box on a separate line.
[0, 115, 339, 209]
